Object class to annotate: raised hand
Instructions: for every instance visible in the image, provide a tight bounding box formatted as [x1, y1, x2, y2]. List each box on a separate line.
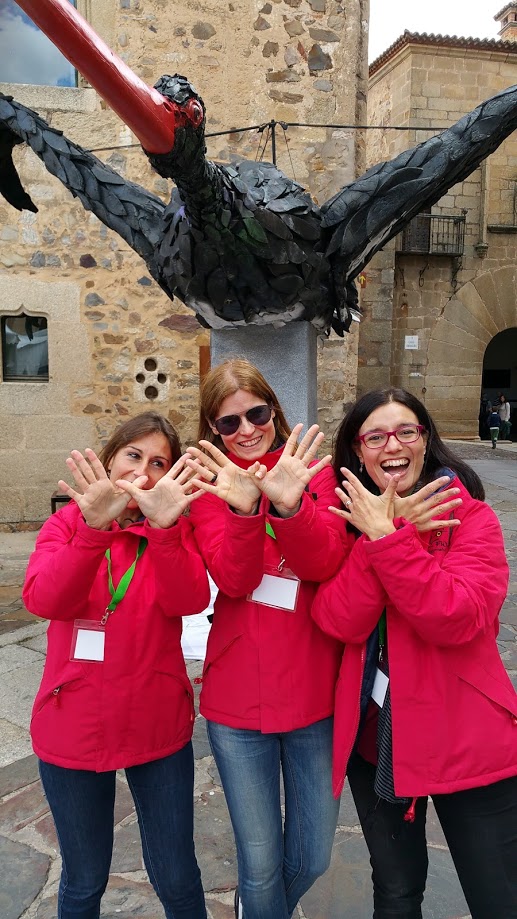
[392, 476, 462, 533]
[58, 449, 147, 530]
[115, 455, 201, 528]
[329, 468, 398, 541]
[249, 423, 331, 518]
[185, 442, 262, 515]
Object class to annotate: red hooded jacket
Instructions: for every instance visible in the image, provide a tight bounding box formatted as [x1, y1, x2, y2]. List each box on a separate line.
[312, 480, 517, 798]
[189, 449, 351, 732]
[23, 502, 210, 771]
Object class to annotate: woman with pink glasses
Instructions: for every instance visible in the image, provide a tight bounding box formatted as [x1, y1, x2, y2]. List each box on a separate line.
[312, 387, 517, 919]
[186, 359, 352, 919]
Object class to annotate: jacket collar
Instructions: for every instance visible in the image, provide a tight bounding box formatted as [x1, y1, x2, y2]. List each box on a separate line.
[226, 444, 284, 471]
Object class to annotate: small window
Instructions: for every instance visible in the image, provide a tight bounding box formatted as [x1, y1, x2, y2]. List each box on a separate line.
[0, 1, 77, 87]
[1, 315, 49, 381]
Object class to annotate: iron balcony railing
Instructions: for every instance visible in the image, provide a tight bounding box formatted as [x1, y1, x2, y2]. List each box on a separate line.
[398, 213, 466, 257]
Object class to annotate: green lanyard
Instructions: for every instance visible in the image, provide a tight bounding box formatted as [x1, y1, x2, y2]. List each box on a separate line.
[101, 536, 147, 624]
[265, 520, 288, 572]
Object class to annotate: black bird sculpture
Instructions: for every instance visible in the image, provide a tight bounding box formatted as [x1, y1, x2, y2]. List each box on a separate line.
[1, 1, 517, 335]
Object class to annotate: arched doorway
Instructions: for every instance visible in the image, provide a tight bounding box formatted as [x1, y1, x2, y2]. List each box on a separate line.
[424, 264, 517, 438]
[481, 328, 517, 440]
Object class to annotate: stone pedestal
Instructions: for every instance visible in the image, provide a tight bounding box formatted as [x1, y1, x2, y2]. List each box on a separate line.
[210, 323, 319, 430]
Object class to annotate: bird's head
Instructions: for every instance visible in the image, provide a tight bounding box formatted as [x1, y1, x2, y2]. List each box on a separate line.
[145, 75, 206, 177]
[153, 75, 205, 132]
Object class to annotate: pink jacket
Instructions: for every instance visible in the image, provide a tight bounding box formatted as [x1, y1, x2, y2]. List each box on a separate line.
[312, 480, 517, 798]
[23, 502, 210, 771]
[189, 450, 351, 732]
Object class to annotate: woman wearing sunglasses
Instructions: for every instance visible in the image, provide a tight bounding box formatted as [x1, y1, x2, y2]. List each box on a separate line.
[312, 388, 517, 918]
[186, 359, 351, 919]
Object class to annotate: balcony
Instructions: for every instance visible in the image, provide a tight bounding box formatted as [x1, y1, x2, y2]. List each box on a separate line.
[397, 213, 466, 257]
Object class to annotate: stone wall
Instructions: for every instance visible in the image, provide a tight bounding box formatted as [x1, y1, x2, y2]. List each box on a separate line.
[359, 42, 517, 437]
[0, 0, 368, 524]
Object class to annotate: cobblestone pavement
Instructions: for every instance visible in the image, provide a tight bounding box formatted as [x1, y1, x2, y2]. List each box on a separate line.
[0, 440, 515, 919]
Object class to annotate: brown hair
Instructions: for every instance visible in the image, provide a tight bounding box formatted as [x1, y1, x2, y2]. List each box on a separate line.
[99, 412, 181, 472]
[198, 359, 291, 450]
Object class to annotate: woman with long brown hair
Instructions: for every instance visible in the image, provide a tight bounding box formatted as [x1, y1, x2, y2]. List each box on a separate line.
[23, 412, 209, 919]
[186, 359, 351, 919]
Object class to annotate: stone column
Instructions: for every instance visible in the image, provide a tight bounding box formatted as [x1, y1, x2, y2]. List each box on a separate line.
[210, 323, 318, 430]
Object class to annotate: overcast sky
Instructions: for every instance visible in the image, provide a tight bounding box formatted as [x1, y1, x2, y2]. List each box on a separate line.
[0, 0, 75, 85]
[368, 1, 501, 62]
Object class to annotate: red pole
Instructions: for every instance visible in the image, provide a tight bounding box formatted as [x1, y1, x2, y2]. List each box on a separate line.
[15, 0, 176, 153]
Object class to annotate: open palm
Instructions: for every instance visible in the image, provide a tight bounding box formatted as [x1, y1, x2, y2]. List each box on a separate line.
[254, 424, 331, 517]
[58, 449, 145, 530]
[116, 456, 200, 528]
[186, 442, 262, 515]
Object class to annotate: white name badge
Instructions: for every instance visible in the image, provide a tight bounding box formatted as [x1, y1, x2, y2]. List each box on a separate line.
[371, 667, 389, 707]
[250, 570, 300, 611]
[71, 619, 105, 662]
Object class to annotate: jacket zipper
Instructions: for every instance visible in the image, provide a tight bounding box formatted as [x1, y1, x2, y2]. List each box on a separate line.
[52, 687, 61, 707]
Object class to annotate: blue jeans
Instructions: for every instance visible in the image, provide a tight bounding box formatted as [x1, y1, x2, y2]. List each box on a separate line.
[207, 717, 339, 919]
[39, 743, 206, 919]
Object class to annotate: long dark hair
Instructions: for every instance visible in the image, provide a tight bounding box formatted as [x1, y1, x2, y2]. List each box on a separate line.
[333, 388, 484, 500]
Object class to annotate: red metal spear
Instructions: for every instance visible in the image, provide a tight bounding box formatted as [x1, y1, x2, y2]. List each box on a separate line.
[14, 0, 176, 153]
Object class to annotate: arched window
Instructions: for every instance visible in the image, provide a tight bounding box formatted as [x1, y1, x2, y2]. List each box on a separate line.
[1, 314, 49, 381]
[0, 1, 77, 87]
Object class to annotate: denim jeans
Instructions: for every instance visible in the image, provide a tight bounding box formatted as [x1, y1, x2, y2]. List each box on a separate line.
[207, 717, 339, 919]
[39, 742, 206, 919]
[347, 754, 517, 919]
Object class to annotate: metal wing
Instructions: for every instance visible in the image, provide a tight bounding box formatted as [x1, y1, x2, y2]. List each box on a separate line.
[0, 93, 166, 265]
[321, 84, 517, 283]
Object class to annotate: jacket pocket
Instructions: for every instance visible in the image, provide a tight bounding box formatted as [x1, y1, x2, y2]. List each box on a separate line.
[202, 634, 242, 678]
[31, 663, 86, 720]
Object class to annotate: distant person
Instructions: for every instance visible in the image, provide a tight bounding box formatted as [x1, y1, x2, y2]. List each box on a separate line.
[23, 412, 209, 919]
[497, 394, 511, 441]
[478, 392, 491, 440]
[489, 407, 501, 449]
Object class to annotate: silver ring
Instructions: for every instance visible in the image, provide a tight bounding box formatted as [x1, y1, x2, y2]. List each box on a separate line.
[210, 473, 218, 484]
[344, 499, 352, 509]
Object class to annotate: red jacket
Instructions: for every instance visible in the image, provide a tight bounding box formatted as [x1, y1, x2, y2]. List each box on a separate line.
[23, 502, 210, 772]
[189, 450, 351, 732]
[312, 481, 517, 798]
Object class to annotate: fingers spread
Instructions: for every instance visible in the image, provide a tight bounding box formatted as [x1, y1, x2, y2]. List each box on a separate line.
[115, 475, 147, 497]
[197, 440, 228, 464]
[189, 477, 219, 495]
[57, 480, 79, 500]
[306, 454, 331, 477]
[283, 423, 304, 456]
[83, 448, 106, 477]
[185, 456, 219, 479]
[421, 518, 461, 532]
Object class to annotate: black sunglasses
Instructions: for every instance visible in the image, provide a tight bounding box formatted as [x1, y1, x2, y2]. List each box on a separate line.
[213, 404, 273, 436]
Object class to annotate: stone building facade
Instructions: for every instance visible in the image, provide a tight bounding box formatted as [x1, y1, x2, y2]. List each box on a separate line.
[358, 5, 517, 438]
[0, 0, 368, 525]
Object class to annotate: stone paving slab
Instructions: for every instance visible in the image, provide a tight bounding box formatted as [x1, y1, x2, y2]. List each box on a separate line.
[0, 718, 34, 767]
[300, 831, 469, 919]
[0, 836, 50, 919]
